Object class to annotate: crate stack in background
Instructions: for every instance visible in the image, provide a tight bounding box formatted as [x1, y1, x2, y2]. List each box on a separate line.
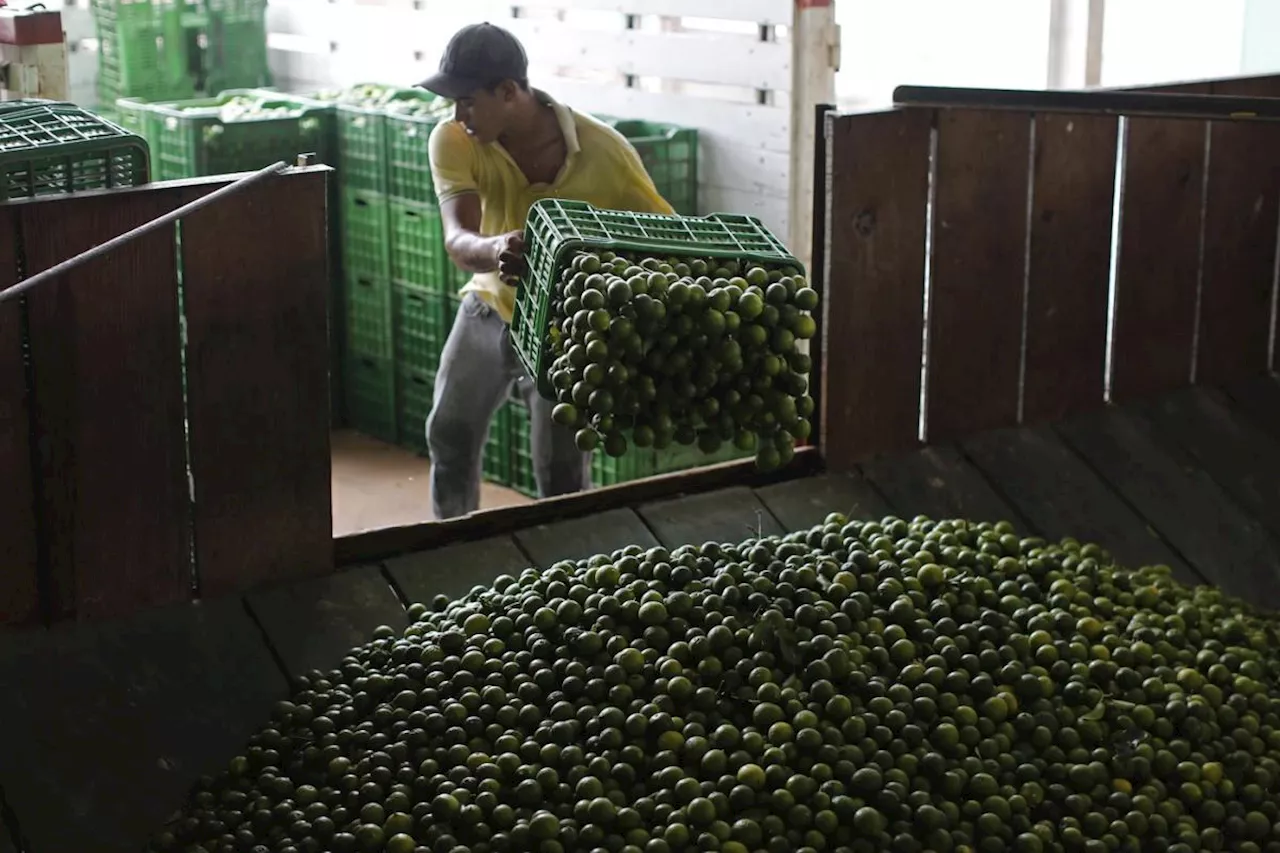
[92, 0, 271, 121]
[102, 79, 708, 493]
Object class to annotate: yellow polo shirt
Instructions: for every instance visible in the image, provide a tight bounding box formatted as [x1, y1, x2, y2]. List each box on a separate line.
[428, 91, 675, 323]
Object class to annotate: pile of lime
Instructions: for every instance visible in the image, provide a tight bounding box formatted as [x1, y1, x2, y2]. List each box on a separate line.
[195, 95, 307, 123]
[310, 84, 452, 119]
[544, 252, 818, 471]
[152, 515, 1280, 853]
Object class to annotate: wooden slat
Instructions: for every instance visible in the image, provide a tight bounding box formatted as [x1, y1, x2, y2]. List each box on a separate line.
[0, 207, 37, 627]
[822, 109, 931, 467]
[21, 192, 191, 620]
[247, 565, 406, 678]
[514, 508, 659, 568]
[507, 19, 793, 93]
[510, 0, 793, 23]
[1225, 374, 1280, 440]
[1022, 114, 1118, 424]
[386, 536, 532, 605]
[1110, 85, 1210, 402]
[181, 169, 333, 597]
[0, 598, 285, 852]
[861, 445, 1022, 527]
[754, 473, 894, 531]
[962, 425, 1196, 582]
[927, 109, 1031, 440]
[1196, 77, 1280, 384]
[1057, 406, 1280, 601]
[638, 486, 784, 547]
[1143, 388, 1280, 541]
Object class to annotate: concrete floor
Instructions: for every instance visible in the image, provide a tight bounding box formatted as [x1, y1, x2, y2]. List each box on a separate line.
[330, 430, 533, 536]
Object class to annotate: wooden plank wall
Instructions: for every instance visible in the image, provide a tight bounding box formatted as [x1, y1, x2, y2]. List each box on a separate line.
[822, 74, 1280, 471]
[0, 169, 334, 627]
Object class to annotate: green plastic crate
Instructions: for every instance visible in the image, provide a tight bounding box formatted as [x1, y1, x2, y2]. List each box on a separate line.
[341, 188, 391, 279]
[393, 285, 447, 373]
[121, 89, 333, 180]
[344, 273, 392, 360]
[0, 101, 150, 201]
[511, 199, 801, 397]
[395, 367, 434, 456]
[507, 396, 538, 498]
[345, 353, 396, 444]
[390, 200, 449, 292]
[485, 402, 513, 487]
[592, 441, 752, 487]
[599, 117, 698, 216]
[205, 1, 271, 93]
[384, 91, 451, 206]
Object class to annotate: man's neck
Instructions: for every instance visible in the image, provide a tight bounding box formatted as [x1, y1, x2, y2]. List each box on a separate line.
[499, 92, 557, 152]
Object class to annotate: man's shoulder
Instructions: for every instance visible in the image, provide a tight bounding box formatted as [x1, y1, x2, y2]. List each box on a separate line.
[569, 108, 635, 158]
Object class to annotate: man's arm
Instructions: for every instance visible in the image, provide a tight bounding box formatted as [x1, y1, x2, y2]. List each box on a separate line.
[441, 193, 526, 282]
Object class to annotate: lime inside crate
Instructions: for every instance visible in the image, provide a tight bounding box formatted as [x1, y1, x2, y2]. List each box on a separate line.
[120, 90, 334, 181]
[308, 84, 450, 196]
[0, 101, 150, 201]
[511, 199, 802, 398]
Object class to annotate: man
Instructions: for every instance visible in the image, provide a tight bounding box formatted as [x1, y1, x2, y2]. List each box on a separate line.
[419, 22, 674, 520]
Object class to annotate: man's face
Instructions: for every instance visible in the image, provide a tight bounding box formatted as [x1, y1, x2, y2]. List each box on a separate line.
[451, 81, 518, 144]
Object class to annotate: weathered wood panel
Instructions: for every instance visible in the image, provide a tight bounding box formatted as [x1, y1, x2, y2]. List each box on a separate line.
[638, 486, 784, 548]
[1196, 76, 1280, 384]
[21, 192, 191, 620]
[822, 109, 931, 468]
[1022, 114, 1118, 424]
[181, 169, 333, 597]
[754, 473, 894, 531]
[927, 109, 1031, 440]
[0, 208, 38, 626]
[1110, 84, 1210, 401]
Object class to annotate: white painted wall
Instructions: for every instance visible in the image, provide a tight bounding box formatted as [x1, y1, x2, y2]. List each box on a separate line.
[1243, 0, 1280, 75]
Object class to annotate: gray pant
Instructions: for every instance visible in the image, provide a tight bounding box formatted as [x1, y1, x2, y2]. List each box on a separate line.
[426, 292, 592, 520]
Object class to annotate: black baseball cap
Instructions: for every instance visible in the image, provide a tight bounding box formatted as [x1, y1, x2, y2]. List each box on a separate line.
[418, 23, 529, 99]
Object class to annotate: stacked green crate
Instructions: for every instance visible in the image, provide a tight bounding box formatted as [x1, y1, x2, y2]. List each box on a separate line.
[597, 116, 699, 215]
[507, 394, 536, 498]
[203, 0, 271, 94]
[0, 101, 150, 201]
[93, 0, 197, 110]
[118, 90, 333, 181]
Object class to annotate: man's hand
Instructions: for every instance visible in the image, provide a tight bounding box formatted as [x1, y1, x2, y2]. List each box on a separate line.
[493, 231, 527, 286]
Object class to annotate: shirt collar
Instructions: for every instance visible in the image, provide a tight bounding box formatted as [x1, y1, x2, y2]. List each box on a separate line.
[534, 88, 581, 155]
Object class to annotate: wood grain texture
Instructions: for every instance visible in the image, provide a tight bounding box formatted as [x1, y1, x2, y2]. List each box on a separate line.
[1057, 406, 1280, 602]
[963, 425, 1196, 583]
[0, 598, 285, 852]
[1196, 76, 1280, 384]
[638, 486, 784, 548]
[754, 473, 894, 531]
[181, 169, 333, 597]
[927, 109, 1032, 440]
[20, 192, 191, 620]
[247, 565, 406, 678]
[514, 508, 659, 568]
[0, 208, 38, 627]
[1022, 114, 1118, 424]
[1110, 85, 1210, 402]
[822, 109, 930, 468]
[862, 445, 1022, 528]
[1143, 388, 1280, 541]
[386, 536, 533, 605]
[1225, 374, 1280, 440]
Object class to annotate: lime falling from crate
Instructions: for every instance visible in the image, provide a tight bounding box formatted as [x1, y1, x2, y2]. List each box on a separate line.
[510, 200, 819, 472]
